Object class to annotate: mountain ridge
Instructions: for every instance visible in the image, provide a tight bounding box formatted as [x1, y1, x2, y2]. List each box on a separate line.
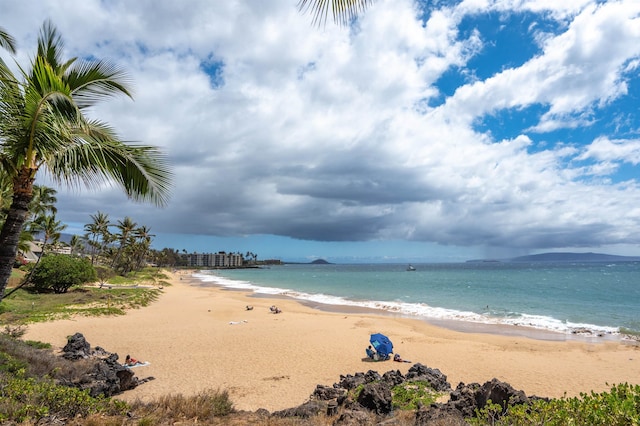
[468, 252, 640, 263]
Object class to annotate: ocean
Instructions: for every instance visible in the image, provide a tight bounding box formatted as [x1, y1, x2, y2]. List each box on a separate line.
[192, 261, 640, 340]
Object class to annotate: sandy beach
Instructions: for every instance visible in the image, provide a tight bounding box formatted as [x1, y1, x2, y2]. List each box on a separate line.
[23, 271, 640, 412]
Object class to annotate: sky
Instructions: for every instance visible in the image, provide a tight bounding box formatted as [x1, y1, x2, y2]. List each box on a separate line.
[2, 0, 640, 263]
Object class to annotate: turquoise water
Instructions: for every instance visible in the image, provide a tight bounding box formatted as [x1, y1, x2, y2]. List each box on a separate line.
[193, 262, 640, 338]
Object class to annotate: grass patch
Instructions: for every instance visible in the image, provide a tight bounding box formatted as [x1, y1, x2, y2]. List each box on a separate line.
[104, 267, 170, 287]
[130, 389, 235, 421]
[0, 286, 161, 324]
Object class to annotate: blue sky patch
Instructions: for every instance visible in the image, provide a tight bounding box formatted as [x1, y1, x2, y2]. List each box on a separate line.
[200, 57, 225, 88]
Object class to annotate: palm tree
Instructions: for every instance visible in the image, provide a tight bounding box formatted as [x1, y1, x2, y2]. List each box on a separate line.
[1, 180, 55, 262]
[68, 234, 83, 255]
[0, 170, 12, 220]
[28, 213, 67, 253]
[28, 185, 57, 219]
[84, 211, 111, 264]
[132, 225, 154, 271]
[0, 21, 172, 301]
[111, 216, 137, 270]
[298, 0, 373, 26]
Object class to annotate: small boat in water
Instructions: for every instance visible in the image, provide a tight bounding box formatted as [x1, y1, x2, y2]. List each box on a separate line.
[406, 264, 416, 271]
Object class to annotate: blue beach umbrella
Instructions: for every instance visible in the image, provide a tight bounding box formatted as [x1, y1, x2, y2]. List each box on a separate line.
[370, 333, 393, 356]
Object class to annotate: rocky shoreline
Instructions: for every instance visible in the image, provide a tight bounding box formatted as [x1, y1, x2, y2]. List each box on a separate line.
[61, 333, 543, 425]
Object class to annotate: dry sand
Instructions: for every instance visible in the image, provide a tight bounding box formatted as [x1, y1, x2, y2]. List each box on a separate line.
[23, 270, 640, 412]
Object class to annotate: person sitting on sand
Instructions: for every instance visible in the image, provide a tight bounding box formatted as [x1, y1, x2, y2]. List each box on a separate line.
[124, 354, 142, 366]
[366, 345, 376, 359]
[246, 305, 254, 311]
[270, 305, 282, 314]
[394, 353, 411, 363]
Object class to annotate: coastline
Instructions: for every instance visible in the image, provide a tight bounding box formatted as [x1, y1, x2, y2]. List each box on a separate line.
[292, 297, 625, 343]
[23, 270, 640, 412]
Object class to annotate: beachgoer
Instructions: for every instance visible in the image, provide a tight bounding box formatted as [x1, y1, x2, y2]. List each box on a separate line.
[393, 353, 410, 363]
[124, 354, 141, 366]
[246, 305, 254, 311]
[366, 345, 375, 359]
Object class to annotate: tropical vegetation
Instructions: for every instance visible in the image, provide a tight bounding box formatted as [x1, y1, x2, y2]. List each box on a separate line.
[29, 254, 96, 294]
[82, 211, 158, 275]
[0, 20, 172, 303]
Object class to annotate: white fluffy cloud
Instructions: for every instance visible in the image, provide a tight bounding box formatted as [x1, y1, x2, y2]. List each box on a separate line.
[3, 0, 640, 256]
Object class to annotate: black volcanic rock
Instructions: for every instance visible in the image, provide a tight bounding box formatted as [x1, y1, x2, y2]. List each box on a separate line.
[62, 332, 91, 360]
[277, 363, 538, 424]
[356, 381, 393, 415]
[272, 400, 328, 418]
[59, 332, 145, 397]
[405, 363, 451, 392]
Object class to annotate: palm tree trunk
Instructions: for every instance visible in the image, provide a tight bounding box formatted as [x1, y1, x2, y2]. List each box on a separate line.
[0, 169, 35, 301]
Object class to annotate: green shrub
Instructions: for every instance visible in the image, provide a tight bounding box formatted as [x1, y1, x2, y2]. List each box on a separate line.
[23, 340, 51, 350]
[392, 380, 439, 410]
[95, 265, 116, 285]
[0, 352, 28, 375]
[19, 262, 35, 273]
[471, 383, 640, 426]
[0, 375, 128, 422]
[30, 254, 97, 293]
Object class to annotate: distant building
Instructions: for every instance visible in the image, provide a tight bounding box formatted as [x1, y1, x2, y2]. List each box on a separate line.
[19, 241, 42, 263]
[21, 240, 71, 259]
[182, 251, 244, 268]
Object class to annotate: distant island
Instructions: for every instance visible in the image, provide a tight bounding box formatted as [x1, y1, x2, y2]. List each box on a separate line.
[283, 258, 332, 265]
[468, 252, 640, 263]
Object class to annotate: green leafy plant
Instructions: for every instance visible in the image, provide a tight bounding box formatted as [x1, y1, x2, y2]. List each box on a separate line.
[392, 380, 439, 410]
[31, 254, 97, 294]
[0, 352, 28, 375]
[0, 375, 128, 422]
[471, 383, 640, 426]
[95, 265, 116, 287]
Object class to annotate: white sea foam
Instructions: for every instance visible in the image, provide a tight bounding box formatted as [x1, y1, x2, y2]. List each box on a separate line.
[192, 271, 619, 337]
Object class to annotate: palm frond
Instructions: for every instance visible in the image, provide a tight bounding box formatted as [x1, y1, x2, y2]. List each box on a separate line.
[36, 20, 65, 72]
[298, 0, 373, 26]
[43, 119, 173, 207]
[0, 27, 17, 54]
[66, 59, 133, 109]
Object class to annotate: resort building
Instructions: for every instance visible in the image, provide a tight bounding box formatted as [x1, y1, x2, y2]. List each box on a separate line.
[182, 251, 244, 268]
